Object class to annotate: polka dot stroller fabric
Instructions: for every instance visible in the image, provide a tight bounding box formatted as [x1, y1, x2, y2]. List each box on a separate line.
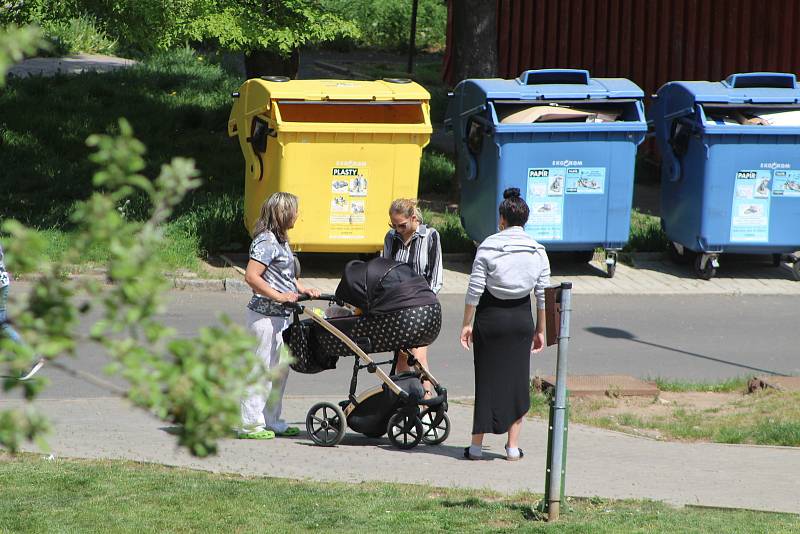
[285, 258, 442, 374]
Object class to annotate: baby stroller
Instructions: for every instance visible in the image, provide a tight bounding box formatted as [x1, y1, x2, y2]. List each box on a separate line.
[283, 258, 449, 449]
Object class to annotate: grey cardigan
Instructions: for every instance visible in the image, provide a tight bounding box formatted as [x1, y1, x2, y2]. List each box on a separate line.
[465, 226, 551, 309]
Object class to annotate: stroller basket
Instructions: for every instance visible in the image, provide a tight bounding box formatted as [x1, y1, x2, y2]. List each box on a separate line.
[285, 302, 442, 374]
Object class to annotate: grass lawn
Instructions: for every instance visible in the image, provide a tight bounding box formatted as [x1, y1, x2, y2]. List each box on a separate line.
[1, 456, 797, 533]
[530, 381, 800, 447]
[1, 48, 248, 271]
[652, 376, 751, 393]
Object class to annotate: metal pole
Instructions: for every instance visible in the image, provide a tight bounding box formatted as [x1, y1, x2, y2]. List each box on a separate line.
[406, 0, 419, 74]
[547, 282, 572, 521]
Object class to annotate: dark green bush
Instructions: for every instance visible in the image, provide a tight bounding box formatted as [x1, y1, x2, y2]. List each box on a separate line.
[42, 15, 118, 56]
[419, 149, 454, 195]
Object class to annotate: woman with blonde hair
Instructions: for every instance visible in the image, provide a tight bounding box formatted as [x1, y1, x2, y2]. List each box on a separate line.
[382, 198, 443, 397]
[240, 192, 320, 439]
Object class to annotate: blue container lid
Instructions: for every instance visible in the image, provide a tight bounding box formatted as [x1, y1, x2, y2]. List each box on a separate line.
[658, 72, 800, 106]
[445, 69, 646, 136]
[463, 69, 644, 100]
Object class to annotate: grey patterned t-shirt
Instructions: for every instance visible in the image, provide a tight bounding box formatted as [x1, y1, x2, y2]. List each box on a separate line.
[247, 231, 297, 317]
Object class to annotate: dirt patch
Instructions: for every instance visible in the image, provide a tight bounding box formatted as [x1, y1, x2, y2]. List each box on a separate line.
[528, 389, 800, 445]
[583, 392, 741, 420]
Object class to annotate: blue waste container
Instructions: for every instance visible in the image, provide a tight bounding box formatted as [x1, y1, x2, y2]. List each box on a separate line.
[446, 69, 647, 277]
[653, 72, 800, 280]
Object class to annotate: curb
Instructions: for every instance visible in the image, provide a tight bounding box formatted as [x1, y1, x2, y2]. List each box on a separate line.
[15, 272, 235, 293]
[172, 278, 225, 291]
[224, 278, 251, 293]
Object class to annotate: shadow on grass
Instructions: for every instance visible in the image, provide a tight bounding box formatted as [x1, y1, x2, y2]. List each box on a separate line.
[0, 48, 250, 254]
[440, 499, 546, 522]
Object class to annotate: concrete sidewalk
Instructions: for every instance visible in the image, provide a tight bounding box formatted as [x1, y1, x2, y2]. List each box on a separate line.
[6, 396, 798, 514]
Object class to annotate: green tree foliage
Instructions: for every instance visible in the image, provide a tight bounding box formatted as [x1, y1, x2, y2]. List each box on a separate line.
[0, 26, 273, 456]
[1, 0, 359, 56]
[323, 0, 447, 51]
[184, 0, 360, 56]
[2, 119, 271, 457]
[0, 24, 44, 83]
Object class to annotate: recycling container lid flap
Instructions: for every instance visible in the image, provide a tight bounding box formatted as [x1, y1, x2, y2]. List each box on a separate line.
[666, 73, 800, 105]
[465, 69, 643, 100]
[253, 79, 429, 102]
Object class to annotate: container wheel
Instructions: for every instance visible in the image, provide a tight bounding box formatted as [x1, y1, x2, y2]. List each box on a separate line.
[772, 254, 783, 268]
[387, 412, 423, 450]
[604, 251, 618, 278]
[792, 261, 800, 282]
[306, 402, 346, 447]
[694, 254, 716, 280]
[668, 241, 692, 265]
[420, 409, 450, 445]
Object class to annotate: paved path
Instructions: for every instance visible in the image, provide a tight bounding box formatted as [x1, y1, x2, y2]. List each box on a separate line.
[4, 396, 798, 514]
[13, 288, 797, 401]
[8, 54, 136, 78]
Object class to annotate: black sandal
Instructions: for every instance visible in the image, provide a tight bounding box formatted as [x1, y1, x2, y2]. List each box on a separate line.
[463, 446, 482, 460]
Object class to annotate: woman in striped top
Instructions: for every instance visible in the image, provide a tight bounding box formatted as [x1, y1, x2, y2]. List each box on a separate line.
[382, 199, 443, 396]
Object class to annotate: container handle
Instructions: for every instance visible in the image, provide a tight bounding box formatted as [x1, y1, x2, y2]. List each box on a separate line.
[518, 69, 590, 86]
[724, 72, 797, 89]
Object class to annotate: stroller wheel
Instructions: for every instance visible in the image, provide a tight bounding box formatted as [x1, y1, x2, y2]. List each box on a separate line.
[306, 402, 346, 447]
[387, 412, 423, 450]
[420, 409, 450, 445]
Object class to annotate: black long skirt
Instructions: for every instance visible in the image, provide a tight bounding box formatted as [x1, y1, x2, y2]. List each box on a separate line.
[472, 291, 535, 435]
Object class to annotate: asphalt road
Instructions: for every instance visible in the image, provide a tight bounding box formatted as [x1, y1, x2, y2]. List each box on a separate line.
[6, 288, 796, 400]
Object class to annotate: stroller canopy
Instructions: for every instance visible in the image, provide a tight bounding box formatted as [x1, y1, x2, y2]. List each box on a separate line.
[335, 258, 437, 314]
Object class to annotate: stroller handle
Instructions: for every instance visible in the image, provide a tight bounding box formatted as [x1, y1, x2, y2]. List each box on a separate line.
[297, 293, 342, 305]
[296, 293, 343, 305]
[283, 294, 346, 312]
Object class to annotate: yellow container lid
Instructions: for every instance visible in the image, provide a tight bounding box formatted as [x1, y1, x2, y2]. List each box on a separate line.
[253, 78, 430, 102]
[229, 78, 432, 136]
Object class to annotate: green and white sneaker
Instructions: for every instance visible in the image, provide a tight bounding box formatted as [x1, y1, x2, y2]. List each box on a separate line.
[237, 428, 275, 440]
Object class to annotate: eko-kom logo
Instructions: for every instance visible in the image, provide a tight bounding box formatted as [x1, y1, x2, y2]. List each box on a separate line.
[760, 162, 791, 170]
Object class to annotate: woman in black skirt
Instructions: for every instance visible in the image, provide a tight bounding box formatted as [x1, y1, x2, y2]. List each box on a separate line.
[459, 188, 551, 461]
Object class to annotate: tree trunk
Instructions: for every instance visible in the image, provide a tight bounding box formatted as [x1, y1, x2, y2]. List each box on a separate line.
[451, 0, 498, 82]
[244, 49, 300, 79]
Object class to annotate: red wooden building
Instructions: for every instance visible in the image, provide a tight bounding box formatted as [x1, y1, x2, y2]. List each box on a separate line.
[444, 0, 800, 96]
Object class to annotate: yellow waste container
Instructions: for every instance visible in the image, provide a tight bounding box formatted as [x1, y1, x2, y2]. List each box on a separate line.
[228, 77, 432, 253]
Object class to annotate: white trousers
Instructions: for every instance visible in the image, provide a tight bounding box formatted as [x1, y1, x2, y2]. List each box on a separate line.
[241, 310, 290, 433]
